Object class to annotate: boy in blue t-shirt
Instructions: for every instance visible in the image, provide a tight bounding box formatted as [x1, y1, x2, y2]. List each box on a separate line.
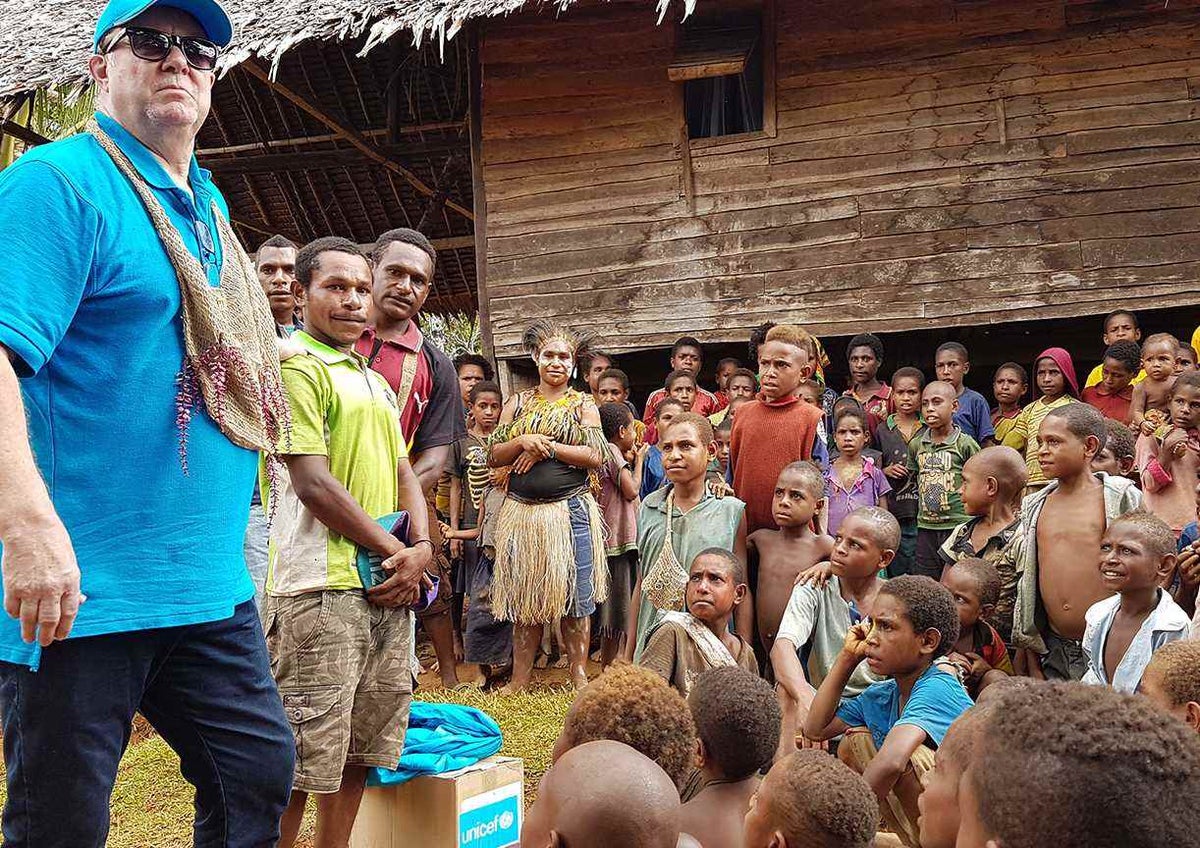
[935, 342, 996, 445]
[803, 574, 973, 846]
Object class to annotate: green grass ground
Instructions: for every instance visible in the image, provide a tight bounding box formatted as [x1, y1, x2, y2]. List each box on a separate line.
[0, 686, 574, 848]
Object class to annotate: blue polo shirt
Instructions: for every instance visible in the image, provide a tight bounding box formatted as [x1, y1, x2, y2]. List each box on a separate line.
[0, 112, 256, 668]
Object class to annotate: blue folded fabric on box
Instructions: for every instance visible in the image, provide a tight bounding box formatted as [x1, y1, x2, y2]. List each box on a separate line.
[367, 701, 504, 787]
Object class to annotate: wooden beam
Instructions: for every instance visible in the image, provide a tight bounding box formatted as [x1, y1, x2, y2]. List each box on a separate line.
[0, 119, 50, 147]
[239, 61, 475, 222]
[195, 122, 466, 157]
[469, 25, 495, 359]
[202, 140, 468, 175]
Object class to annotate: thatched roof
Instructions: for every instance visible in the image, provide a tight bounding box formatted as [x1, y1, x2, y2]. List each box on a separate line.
[0, 0, 687, 98]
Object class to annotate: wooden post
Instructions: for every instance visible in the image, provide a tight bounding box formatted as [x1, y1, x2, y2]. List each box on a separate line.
[468, 24, 496, 361]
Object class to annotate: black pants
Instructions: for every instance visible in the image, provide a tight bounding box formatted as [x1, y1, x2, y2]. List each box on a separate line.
[0, 601, 294, 847]
[914, 528, 953, 579]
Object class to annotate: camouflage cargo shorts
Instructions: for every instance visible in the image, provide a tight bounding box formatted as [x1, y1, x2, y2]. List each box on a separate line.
[263, 590, 413, 793]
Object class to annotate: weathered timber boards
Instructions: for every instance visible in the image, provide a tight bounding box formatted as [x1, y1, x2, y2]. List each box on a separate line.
[479, 0, 1200, 358]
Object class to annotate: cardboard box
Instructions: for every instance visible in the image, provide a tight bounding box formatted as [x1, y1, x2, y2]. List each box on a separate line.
[350, 756, 524, 848]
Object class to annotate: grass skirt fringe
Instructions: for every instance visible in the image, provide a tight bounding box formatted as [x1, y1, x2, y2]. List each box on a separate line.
[494, 494, 608, 625]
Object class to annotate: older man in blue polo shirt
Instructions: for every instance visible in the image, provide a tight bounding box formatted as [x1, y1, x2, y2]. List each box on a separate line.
[0, 0, 294, 844]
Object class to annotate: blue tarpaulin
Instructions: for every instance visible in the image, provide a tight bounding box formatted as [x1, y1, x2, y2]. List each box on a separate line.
[367, 701, 503, 787]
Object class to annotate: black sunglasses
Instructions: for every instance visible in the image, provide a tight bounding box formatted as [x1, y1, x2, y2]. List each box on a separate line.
[105, 26, 220, 71]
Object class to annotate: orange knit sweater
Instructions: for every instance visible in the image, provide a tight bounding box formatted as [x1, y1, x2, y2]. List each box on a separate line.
[731, 396, 824, 533]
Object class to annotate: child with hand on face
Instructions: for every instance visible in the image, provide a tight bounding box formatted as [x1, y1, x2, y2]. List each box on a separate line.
[941, 558, 1013, 698]
[1141, 371, 1200, 536]
[1002, 347, 1079, 492]
[825, 409, 891, 537]
[990, 362, 1026, 445]
[771, 507, 896, 762]
[638, 549, 758, 699]
[750, 462, 834, 665]
[802, 575, 973, 848]
[1081, 511, 1190, 693]
[875, 367, 926, 577]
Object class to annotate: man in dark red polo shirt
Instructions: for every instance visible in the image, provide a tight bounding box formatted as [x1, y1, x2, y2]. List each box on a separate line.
[357, 228, 466, 688]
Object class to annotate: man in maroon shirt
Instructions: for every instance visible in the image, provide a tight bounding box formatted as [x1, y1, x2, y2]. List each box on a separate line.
[357, 228, 467, 688]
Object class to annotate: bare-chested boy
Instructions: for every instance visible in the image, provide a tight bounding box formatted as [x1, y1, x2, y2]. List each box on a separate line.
[749, 461, 834, 664]
[1012, 403, 1142, 680]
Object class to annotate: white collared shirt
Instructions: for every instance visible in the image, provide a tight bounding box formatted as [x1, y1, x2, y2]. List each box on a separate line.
[1081, 589, 1191, 693]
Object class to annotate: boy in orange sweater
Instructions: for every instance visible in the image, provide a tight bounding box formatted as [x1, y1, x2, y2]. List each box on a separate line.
[731, 324, 829, 533]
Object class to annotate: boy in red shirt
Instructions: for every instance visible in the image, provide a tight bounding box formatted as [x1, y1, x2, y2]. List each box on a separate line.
[1082, 339, 1140, 425]
[731, 324, 828, 533]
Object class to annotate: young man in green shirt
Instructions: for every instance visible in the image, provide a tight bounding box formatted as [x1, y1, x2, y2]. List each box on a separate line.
[263, 237, 433, 848]
[908, 381, 980, 580]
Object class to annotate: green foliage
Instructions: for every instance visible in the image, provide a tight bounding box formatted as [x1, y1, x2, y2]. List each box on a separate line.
[421, 311, 482, 358]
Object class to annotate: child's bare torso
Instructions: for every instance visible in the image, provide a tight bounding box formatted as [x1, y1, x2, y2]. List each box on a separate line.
[1037, 483, 1108, 640]
[680, 781, 758, 848]
[752, 530, 834, 656]
[1102, 606, 1148, 683]
[1142, 377, 1176, 415]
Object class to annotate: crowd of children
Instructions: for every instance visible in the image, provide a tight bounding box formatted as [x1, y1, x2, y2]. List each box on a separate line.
[256, 241, 1200, 848]
[499, 307, 1200, 847]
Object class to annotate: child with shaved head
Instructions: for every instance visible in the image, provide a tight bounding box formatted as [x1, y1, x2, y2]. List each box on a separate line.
[1081, 511, 1189, 692]
[908, 381, 981, 579]
[1141, 638, 1200, 733]
[957, 683, 1200, 848]
[743, 750, 878, 848]
[680, 667, 780, 848]
[939, 446, 1026, 647]
[522, 740, 682, 848]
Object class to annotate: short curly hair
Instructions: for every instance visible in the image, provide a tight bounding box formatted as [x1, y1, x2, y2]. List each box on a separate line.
[562, 664, 697, 790]
[1103, 339, 1142, 375]
[1103, 419, 1136, 461]
[597, 368, 629, 391]
[845, 506, 901, 553]
[779, 460, 825, 500]
[1045, 402, 1107, 453]
[662, 412, 714, 445]
[1144, 640, 1200, 707]
[945, 557, 1001, 609]
[878, 575, 960, 658]
[1107, 510, 1177, 560]
[599, 401, 633, 441]
[688, 667, 779, 780]
[846, 333, 884, 363]
[664, 369, 697, 391]
[655, 397, 687, 422]
[967, 682, 1200, 848]
[453, 353, 494, 382]
[766, 750, 878, 848]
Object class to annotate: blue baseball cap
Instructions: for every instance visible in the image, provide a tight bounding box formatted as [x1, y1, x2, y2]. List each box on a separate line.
[93, 0, 234, 51]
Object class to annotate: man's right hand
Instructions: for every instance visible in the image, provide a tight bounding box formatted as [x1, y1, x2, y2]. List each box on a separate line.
[2, 515, 83, 646]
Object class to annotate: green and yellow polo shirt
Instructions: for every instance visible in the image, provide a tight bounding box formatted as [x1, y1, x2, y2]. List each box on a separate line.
[265, 331, 406, 595]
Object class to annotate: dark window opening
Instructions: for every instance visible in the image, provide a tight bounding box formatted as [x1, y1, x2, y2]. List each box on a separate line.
[673, 13, 764, 139]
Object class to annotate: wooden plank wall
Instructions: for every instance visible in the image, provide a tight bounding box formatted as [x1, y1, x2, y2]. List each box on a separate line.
[479, 0, 1200, 359]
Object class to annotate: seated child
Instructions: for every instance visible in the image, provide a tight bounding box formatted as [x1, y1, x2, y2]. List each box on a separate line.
[989, 362, 1026, 445]
[732, 324, 829, 533]
[876, 366, 927, 576]
[552, 664, 696, 791]
[751, 462, 834, 664]
[597, 402, 648, 669]
[916, 703, 996, 848]
[523, 740, 682, 848]
[772, 507, 895, 759]
[630, 414, 748, 660]
[909, 381, 981, 579]
[803, 575, 973, 847]
[938, 446, 1026, 646]
[1092, 418, 1137, 479]
[1140, 638, 1200, 733]
[1001, 347, 1079, 491]
[1084, 308, 1144, 388]
[641, 398, 686, 500]
[742, 750, 878, 848]
[941, 558, 1013, 698]
[934, 342, 995, 445]
[844, 332, 892, 436]
[1141, 371, 1200, 534]
[1082, 339, 1140, 425]
[1131, 332, 1179, 433]
[825, 408, 891, 537]
[957, 683, 1200, 848]
[679, 667, 780, 848]
[1013, 403, 1142, 681]
[639, 549, 758, 698]
[1081, 511, 1190, 693]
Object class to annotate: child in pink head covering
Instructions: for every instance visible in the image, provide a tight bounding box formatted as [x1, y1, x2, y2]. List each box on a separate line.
[999, 348, 1080, 489]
